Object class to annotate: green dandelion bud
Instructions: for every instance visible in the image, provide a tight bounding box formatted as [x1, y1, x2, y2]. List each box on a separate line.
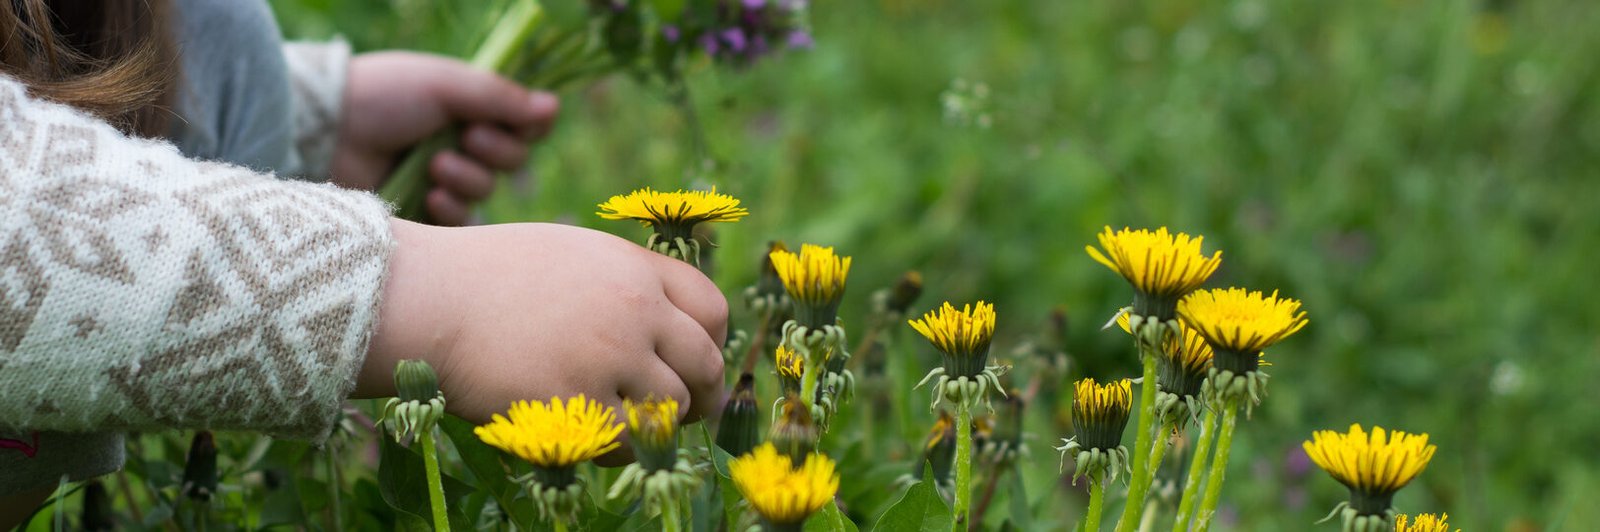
[716, 373, 761, 457]
[181, 431, 218, 502]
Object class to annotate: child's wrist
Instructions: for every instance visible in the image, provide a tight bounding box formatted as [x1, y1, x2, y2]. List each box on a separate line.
[356, 219, 460, 398]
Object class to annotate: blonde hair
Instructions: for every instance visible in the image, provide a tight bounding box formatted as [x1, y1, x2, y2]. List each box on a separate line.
[0, 0, 178, 137]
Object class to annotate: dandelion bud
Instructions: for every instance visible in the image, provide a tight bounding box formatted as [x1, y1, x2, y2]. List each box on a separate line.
[181, 431, 218, 502]
[715, 373, 761, 457]
[770, 395, 819, 464]
[394, 359, 440, 403]
[1056, 379, 1133, 484]
[884, 270, 923, 316]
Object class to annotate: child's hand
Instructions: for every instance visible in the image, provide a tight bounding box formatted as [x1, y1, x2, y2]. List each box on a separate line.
[358, 221, 728, 462]
[331, 52, 559, 225]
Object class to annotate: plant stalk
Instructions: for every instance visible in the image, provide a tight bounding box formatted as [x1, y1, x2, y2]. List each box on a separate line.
[661, 496, 684, 532]
[420, 430, 451, 532]
[952, 403, 974, 532]
[1192, 404, 1239, 532]
[1171, 408, 1219, 532]
[1085, 474, 1108, 532]
[1115, 349, 1161, 531]
[327, 444, 345, 531]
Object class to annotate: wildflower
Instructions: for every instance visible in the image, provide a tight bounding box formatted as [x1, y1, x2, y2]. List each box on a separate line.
[1303, 424, 1437, 532]
[1395, 513, 1454, 532]
[1086, 226, 1221, 346]
[597, 187, 747, 265]
[910, 301, 1008, 410]
[874, 270, 924, 319]
[1117, 314, 1213, 425]
[608, 396, 700, 517]
[1178, 287, 1307, 407]
[730, 443, 840, 531]
[744, 241, 795, 319]
[769, 395, 819, 464]
[380, 359, 447, 442]
[476, 395, 623, 521]
[774, 346, 804, 396]
[1056, 378, 1133, 484]
[916, 410, 958, 488]
[769, 244, 851, 331]
[715, 373, 761, 457]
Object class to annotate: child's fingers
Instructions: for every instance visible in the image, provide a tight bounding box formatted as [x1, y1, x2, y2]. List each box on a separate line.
[653, 310, 726, 424]
[595, 357, 695, 467]
[433, 68, 548, 128]
[425, 188, 471, 226]
[655, 258, 730, 346]
[429, 151, 496, 200]
[459, 124, 532, 171]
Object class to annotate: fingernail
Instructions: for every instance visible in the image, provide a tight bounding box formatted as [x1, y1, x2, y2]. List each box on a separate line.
[530, 92, 559, 113]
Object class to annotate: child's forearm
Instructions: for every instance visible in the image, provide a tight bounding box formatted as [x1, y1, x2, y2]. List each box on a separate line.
[0, 73, 394, 439]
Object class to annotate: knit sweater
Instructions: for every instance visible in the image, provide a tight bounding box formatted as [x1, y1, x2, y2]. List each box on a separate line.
[0, 41, 392, 494]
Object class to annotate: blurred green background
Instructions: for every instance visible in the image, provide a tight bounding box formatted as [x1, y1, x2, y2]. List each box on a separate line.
[273, 0, 1600, 529]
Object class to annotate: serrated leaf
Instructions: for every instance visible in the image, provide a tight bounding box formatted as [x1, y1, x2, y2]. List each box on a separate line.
[871, 463, 950, 532]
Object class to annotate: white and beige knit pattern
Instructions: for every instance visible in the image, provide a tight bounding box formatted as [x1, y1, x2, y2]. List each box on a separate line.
[0, 74, 394, 438]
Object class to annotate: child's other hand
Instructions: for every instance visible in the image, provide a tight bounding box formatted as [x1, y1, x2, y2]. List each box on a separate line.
[358, 221, 728, 463]
[332, 52, 559, 225]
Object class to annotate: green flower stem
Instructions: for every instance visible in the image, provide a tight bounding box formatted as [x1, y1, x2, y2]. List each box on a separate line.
[326, 445, 344, 531]
[1171, 407, 1218, 532]
[553, 520, 569, 532]
[661, 496, 683, 532]
[1115, 349, 1161, 532]
[419, 430, 451, 532]
[1085, 474, 1108, 532]
[1192, 404, 1239, 532]
[952, 403, 974, 532]
[1144, 420, 1175, 485]
[379, 0, 545, 221]
[800, 359, 821, 412]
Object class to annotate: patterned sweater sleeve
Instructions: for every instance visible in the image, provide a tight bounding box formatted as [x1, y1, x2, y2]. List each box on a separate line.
[0, 73, 395, 440]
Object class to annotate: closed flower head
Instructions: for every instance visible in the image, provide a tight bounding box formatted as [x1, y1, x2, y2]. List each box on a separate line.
[1178, 287, 1307, 375]
[1071, 378, 1133, 451]
[1396, 513, 1454, 532]
[775, 345, 805, 394]
[1303, 424, 1437, 516]
[1087, 226, 1221, 320]
[909, 301, 997, 378]
[475, 395, 623, 479]
[730, 443, 840, 527]
[770, 244, 851, 328]
[624, 395, 680, 471]
[1118, 314, 1213, 399]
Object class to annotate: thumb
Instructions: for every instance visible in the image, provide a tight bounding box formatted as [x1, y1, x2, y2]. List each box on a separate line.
[432, 66, 555, 131]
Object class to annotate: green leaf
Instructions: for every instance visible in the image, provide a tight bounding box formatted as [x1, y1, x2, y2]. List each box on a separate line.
[871, 463, 950, 532]
[376, 431, 476, 530]
[1005, 463, 1033, 531]
[805, 501, 859, 532]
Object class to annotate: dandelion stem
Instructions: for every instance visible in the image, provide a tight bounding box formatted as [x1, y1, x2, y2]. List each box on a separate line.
[553, 519, 570, 532]
[1115, 349, 1161, 531]
[1171, 407, 1218, 532]
[952, 403, 975, 532]
[660, 496, 683, 532]
[1192, 404, 1238, 532]
[1144, 420, 1175, 485]
[419, 430, 451, 532]
[800, 359, 821, 413]
[1085, 474, 1108, 532]
[326, 444, 345, 532]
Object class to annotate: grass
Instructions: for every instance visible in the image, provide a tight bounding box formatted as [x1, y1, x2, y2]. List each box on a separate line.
[265, 0, 1600, 529]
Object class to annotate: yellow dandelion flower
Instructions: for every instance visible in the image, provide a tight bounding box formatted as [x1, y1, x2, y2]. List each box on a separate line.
[475, 395, 624, 470]
[1178, 287, 1307, 375]
[925, 410, 956, 451]
[597, 187, 748, 235]
[1086, 226, 1222, 319]
[1396, 513, 1454, 532]
[624, 395, 680, 470]
[730, 443, 840, 526]
[909, 301, 997, 378]
[1071, 378, 1133, 451]
[775, 346, 805, 380]
[769, 244, 851, 327]
[1303, 424, 1437, 515]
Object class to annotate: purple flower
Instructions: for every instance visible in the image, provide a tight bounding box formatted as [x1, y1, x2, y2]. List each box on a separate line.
[785, 30, 814, 49]
[662, 25, 681, 43]
[742, 0, 766, 8]
[699, 33, 720, 56]
[720, 28, 749, 53]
